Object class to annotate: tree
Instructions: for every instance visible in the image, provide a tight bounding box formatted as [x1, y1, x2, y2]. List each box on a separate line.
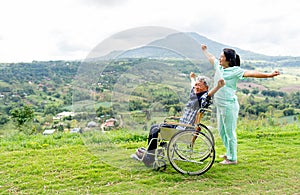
[96, 106, 114, 118]
[44, 103, 62, 116]
[241, 88, 250, 95]
[10, 105, 35, 127]
[251, 88, 259, 94]
[168, 107, 176, 116]
[0, 114, 9, 125]
[283, 108, 294, 116]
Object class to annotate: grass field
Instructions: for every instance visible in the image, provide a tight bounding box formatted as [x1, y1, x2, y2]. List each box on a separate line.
[0, 123, 299, 194]
[255, 67, 300, 91]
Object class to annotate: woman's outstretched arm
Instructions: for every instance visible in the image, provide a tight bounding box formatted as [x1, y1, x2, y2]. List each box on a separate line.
[243, 70, 280, 78]
[201, 44, 215, 66]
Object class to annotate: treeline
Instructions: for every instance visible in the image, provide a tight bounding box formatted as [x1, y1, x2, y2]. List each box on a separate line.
[0, 61, 80, 123]
[0, 61, 79, 85]
[0, 58, 299, 131]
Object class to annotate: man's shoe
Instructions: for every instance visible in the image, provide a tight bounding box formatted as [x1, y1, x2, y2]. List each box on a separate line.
[130, 154, 140, 161]
[136, 148, 145, 159]
[137, 147, 146, 153]
[219, 154, 227, 160]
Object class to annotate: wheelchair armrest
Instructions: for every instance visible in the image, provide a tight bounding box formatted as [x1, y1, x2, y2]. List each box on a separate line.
[198, 108, 212, 113]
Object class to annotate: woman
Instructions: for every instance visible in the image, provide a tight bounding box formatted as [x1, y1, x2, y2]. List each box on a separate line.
[201, 44, 280, 164]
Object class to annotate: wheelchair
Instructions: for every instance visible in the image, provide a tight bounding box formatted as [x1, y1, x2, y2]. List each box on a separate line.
[134, 107, 215, 176]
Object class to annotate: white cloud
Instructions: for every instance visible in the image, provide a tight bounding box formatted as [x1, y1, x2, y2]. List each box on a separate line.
[0, 0, 299, 62]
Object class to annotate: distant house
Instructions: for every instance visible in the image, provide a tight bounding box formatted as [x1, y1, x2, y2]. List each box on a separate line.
[105, 118, 117, 127]
[87, 121, 98, 128]
[70, 128, 82, 134]
[100, 118, 118, 131]
[53, 111, 75, 120]
[43, 129, 55, 135]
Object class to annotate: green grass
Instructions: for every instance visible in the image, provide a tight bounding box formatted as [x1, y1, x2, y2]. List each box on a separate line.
[0, 124, 299, 194]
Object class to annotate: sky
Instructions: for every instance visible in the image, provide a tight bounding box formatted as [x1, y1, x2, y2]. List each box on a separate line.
[0, 0, 299, 63]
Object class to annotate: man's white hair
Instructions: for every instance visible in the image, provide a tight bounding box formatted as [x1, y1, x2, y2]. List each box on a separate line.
[196, 76, 210, 87]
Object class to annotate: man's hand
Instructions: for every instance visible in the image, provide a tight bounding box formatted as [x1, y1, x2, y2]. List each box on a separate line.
[190, 72, 196, 79]
[217, 78, 225, 88]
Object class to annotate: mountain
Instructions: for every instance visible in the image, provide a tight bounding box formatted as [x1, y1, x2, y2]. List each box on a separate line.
[186, 32, 266, 60]
[89, 32, 300, 64]
[148, 32, 300, 62]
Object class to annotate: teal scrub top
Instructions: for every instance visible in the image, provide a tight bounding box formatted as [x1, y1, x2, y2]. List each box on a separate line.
[213, 59, 245, 103]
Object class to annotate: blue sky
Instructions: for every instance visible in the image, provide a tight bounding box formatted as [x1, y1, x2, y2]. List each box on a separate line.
[0, 0, 299, 62]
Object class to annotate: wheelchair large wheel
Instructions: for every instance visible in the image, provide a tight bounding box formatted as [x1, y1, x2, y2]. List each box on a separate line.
[197, 124, 215, 146]
[167, 130, 215, 175]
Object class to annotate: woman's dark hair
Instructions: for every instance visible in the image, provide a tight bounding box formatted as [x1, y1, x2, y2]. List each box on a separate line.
[223, 48, 240, 67]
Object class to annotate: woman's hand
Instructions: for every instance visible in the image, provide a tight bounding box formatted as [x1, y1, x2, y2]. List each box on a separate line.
[201, 44, 215, 65]
[201, 44, 207, 51]
[271, 70, 280, 77]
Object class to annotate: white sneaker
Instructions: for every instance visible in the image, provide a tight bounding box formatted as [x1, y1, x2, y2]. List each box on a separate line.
[219, 159, 237, 165]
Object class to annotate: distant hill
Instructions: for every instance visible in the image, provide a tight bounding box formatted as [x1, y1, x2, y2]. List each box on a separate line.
[186, 32, 300, 62]
[88, 32, 300, 65]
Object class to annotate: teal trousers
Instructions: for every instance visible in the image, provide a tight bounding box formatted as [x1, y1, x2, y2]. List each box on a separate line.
[215, 99, 239, 161]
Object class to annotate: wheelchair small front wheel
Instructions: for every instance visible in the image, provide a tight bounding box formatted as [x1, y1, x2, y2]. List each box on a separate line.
[167, 129, 215, 175]
[153, 159, 167, 171]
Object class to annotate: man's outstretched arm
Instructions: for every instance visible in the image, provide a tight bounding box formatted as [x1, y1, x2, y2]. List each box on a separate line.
[208, 79, 225, 97]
